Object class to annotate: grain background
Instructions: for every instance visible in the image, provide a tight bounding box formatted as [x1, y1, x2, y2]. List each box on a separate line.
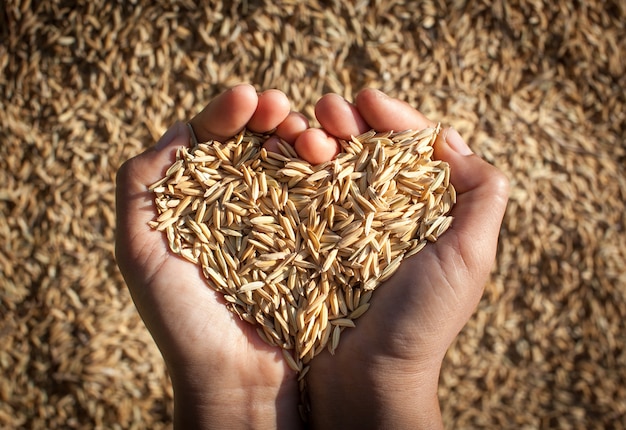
[1, 0, 625, 428]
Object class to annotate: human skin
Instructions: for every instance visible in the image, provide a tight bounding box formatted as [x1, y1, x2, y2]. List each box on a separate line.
[306, 90, 509, 429]
[115, 84, 509, 429]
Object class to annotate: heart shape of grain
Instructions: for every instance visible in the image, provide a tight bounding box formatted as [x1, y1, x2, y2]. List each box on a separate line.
[149, 126, 455, 375]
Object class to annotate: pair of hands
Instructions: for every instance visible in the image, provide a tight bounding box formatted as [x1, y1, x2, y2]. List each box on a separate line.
[115, 84, 509, 429]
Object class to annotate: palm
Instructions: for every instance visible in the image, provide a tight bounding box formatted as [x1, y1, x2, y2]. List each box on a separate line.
[116, 86, 307, 427]
[117, 200, 303, 427]
[308, 90, 502, 364]
[309, 227, 481, 379]
[133, 232, 289, 378]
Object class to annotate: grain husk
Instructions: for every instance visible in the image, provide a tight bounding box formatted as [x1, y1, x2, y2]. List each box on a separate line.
[1, 0, 625, 428]
[150, 126, 455, 374]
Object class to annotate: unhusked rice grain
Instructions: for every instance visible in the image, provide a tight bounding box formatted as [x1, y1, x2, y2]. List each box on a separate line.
[149, 126, 455, 376]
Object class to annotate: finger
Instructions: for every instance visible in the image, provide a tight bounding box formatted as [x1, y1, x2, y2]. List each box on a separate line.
[315, 93, 369, 139]
[435, 128, 510, 283]
[275, 111, 309, 144]
[263, 111, 309, 153]
[298, 89, 435, 166]
[188, 84, 258, 143]
[353, 88, 509, 264]
[247, 89, 291, 132]
[294, 128, 341, 165]
[354, 88, 436, 131]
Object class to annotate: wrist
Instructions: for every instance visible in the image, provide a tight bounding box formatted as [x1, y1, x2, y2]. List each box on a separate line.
[307, 354, 444, 430]
[169, 364, 303, 429]
[172, 384, 290, 430]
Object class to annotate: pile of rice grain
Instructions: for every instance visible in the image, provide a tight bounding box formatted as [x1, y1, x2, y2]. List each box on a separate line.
[149, 126, 455, 376]
[2, 0, 625, 428]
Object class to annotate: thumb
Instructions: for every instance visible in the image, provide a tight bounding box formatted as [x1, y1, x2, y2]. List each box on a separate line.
[115, 121, 190, 277]
[434, 128, 510, 285]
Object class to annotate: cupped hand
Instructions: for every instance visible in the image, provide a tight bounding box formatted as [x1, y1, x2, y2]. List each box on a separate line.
[303, 90, 510, 429]
[116, 85, 509, 430]
[115, 85, 309, 429]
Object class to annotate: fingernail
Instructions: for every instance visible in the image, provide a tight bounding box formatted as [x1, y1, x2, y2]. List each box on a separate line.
[445, 128, 473, 156]
[372, 88, 388, 99]
[155, 121, 183, 151]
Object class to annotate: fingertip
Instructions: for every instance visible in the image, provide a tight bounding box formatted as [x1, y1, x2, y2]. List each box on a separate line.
[231, 82, 257, 94]
[248, 89, 291, 132]
[443, 128, 473, 156]
[294, 128, 340, 165]
[189, 84, 259, 143]
[315, 93, 369, 139]
[354, 88, 389, 111]
[355, 89, 435, 132]
[435, 128, 509, 202]
[263, 112, 309, 156]
[275, 112, 309, 145]
[355, 87, 384, 102]
[259, 88, 289, 102]
[226, 83, 259, 107]
[262, 136, 282, 154]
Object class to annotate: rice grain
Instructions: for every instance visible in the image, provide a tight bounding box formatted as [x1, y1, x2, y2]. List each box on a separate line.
[150, 126, 455, 376]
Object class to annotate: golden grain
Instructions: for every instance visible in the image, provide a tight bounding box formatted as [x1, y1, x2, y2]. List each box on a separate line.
[239, 281, 265, 292]
[4, 2, 622, 427]
[150, 127, 454, 376]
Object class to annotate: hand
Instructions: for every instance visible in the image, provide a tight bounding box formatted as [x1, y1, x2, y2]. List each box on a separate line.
[116, 85, 314, 429]
[303, 90, 510, 429]
[116, 85, 509, 429]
